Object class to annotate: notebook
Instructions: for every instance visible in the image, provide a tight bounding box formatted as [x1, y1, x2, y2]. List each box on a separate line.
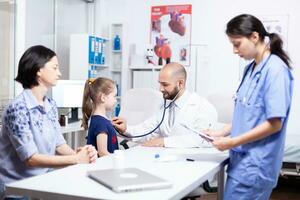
[87, 168, 172, 192]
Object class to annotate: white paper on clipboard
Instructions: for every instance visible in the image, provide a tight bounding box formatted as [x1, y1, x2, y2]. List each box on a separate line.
[180, 123, 214, 142]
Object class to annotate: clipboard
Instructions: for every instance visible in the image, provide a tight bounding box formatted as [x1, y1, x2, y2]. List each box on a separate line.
[180, 123, 214, 142]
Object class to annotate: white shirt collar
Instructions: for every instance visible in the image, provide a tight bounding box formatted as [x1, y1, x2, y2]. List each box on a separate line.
[173, 90, 190, 109]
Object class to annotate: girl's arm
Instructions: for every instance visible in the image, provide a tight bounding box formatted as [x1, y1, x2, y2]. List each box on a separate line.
[213, 118, 282, 151]
[97, 133, 110, 157]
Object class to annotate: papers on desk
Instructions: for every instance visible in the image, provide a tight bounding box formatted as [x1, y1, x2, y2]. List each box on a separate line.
[180, 123, 214, 142]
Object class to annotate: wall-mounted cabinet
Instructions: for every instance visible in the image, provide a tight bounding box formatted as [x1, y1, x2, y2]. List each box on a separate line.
[69, 34, 109, 80]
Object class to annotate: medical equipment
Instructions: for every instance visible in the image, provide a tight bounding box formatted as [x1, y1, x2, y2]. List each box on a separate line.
[117, 89, 182, 138]
[233, 55, 271, 104]
[180, 123, 214, 142]
[281, 134, 300, 177]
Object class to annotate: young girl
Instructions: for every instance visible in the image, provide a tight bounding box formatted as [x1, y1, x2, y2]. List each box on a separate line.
[82, 77, 119, 157]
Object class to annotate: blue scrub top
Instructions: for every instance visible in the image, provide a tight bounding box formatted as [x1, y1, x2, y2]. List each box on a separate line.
[229, 54, 294, 188]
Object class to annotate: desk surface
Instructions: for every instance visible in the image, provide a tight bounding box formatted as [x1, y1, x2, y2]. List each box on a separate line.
[6, 146, 228, 200]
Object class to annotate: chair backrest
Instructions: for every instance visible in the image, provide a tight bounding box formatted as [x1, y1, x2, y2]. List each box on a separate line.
[119, 88, 162, 125]
[206, 93, 234, 124]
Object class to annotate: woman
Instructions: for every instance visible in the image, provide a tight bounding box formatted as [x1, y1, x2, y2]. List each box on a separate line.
[208, 14, 294, 199]
[0, 45, 97, 199]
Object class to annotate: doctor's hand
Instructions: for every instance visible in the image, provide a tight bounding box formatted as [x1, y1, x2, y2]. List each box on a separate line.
[212, 137, 237, 151]
[112, 117, 127, 134]
[142, 138, 164, 147]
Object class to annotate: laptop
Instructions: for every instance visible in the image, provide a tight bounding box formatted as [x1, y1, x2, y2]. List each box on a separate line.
[87, 168, 172, 192]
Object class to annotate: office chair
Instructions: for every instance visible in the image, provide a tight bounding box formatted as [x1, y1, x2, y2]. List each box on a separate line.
[206, 93, 233, 124]
[118, 88, 162, 149]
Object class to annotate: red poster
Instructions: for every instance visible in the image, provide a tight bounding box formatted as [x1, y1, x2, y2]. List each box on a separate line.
[150, 4, 192, 66]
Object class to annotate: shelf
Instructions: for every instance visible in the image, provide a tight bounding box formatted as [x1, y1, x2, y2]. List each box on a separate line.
[111, 68, 122, 72]
[112, 50, 122, 53]
[129, 65, 163, 70]
[92, 64, 109, 68]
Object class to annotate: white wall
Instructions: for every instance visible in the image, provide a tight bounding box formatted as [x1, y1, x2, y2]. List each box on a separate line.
[25, 0, 54, 48]
[0, 1, 14, 100]
[12, 0, 299, 135]
[56, 0, 90, 79]
[115, 0, 300, 135]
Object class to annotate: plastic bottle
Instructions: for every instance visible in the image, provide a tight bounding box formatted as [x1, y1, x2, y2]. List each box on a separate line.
[115, 103, 121, 117]
[113, 35, 121, 51]
[114, 150, 125, 169]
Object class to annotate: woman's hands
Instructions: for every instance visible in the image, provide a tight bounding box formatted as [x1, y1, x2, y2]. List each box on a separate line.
[76, 145, 97, 164]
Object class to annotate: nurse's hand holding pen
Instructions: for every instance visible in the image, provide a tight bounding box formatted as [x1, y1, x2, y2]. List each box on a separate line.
[211, 137, 237, 151]
[204, 124, 233, 151]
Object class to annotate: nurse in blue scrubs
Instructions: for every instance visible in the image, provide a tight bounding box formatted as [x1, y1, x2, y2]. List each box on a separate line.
[208, 14, 294, 200]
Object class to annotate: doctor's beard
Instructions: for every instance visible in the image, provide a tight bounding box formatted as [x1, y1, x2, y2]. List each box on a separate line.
[163, 86, 180, 100]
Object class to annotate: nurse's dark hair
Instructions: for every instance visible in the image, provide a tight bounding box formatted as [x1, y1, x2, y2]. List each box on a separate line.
[81, 77, 115, 130]
[226, 14, 291, 68]
[15, 45, 56, 88]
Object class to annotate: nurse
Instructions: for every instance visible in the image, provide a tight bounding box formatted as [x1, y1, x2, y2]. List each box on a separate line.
[208, 14, 294, 199]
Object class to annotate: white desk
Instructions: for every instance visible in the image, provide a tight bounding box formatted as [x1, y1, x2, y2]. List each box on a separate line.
[61, 121, 83, 134]
[6, 146, 228, 200]
[61, 121, 84, 149]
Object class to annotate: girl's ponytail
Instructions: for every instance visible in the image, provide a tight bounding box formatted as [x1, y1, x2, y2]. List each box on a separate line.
[81, 79, 93, 130]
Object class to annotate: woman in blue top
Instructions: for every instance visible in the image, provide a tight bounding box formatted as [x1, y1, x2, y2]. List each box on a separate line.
[0, 45, 97, 200]
[82, 77, 119, 157]
[207, 14, 294, 200]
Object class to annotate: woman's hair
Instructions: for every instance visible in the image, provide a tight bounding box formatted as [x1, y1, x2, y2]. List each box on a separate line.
[15, 45, 56, 88]
[81, 77, 115, 130]
[226, 14, 291, 68]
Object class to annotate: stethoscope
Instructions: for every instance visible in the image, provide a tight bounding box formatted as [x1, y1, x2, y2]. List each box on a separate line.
[233, 55, 271, 104]
[117, 89, 182, 138]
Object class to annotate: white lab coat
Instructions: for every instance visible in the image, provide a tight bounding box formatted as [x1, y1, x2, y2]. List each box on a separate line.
[126, 91, 218, 148]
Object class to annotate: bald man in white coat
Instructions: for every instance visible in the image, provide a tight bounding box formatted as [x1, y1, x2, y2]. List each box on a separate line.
[113, 62, 217, 148]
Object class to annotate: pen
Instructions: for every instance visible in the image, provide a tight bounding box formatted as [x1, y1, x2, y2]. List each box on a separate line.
[186, 158, 195, 162]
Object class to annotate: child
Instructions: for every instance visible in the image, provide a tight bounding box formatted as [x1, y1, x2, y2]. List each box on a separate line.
[82, 77, 119, 157]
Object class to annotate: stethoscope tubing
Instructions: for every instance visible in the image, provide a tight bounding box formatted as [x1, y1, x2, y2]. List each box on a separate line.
[117, 99, 173, 138]
[234, 55, 271, 103]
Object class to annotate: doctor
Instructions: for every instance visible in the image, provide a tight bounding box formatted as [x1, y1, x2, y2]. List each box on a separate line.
[207, 14, 294, 200]
[113, 62, 217, 148]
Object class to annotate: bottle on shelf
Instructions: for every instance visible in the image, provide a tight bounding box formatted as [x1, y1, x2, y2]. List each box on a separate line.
[114, 103, 121, 117]
[113, 35, 121, 51]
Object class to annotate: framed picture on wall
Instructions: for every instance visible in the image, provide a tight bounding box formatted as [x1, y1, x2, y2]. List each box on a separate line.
[150, 4, 192, 66]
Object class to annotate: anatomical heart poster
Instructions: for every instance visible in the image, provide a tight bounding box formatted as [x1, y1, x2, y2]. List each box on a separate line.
[150, 4, 192, 66]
